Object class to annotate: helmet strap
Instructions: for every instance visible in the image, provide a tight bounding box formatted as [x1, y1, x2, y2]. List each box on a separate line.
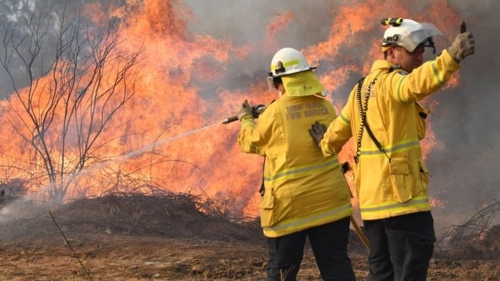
[273, 77, 282, 89]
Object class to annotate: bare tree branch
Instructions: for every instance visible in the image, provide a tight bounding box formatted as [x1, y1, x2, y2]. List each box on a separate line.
[0, 2, 144, 203]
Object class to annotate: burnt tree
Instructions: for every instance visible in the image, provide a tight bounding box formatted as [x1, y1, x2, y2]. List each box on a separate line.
[0, 3, 143, 203]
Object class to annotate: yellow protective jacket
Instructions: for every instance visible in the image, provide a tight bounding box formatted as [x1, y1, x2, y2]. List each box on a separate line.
[320, 49, 460, 221]
[238, 94, 353, 238]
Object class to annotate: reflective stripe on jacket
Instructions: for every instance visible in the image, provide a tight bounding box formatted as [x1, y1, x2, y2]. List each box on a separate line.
[238, 94, 353, 238]
[320, 50, 460, 220]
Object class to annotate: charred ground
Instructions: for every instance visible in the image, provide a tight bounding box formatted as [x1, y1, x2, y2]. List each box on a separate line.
[0, 193, 499, 280]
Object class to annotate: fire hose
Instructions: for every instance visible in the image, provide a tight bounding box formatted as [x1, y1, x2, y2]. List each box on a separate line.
[221, 104, 266, 124]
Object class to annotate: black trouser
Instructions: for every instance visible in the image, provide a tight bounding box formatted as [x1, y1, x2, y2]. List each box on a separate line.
[363, 211, 436, 281]
[265, 217, 355, 281]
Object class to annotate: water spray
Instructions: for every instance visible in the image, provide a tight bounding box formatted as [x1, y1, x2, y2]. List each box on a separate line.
[3, 123, 222, 202]
[53, 123, 221, 194]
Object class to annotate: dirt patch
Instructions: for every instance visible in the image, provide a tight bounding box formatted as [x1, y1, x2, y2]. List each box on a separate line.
[0, 194, 499, 280]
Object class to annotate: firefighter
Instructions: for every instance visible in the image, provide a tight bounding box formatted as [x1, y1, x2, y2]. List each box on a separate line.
[309, 18, 475, 281]
[237, 47, 355, 281]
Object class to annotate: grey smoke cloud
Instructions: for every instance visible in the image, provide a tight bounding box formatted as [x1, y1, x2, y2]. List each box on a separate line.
[0, 0, 498, 225]
[185, 0, 500, 218]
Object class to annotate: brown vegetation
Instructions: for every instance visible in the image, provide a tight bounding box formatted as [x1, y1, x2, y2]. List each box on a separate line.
[0, 194, 499, 280]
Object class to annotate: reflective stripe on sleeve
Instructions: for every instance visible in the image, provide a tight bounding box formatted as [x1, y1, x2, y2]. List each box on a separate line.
[429, 60, 445, 86]
[339, 113, 350, 126]
[396, 75, 408, 103]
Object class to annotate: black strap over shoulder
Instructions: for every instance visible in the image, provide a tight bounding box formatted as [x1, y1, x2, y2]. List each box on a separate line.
[354, 77, 390, 163]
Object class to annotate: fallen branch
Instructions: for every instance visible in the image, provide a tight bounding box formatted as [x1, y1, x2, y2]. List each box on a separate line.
[49, 210, 93, 281]
[446, 201, 500, 244]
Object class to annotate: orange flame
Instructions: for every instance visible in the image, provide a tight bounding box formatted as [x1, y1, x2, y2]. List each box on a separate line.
[266, 11, 295, 48]
[0, 0, 464, 216]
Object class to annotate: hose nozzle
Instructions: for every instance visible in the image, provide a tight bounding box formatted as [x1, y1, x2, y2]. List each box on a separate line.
[222, 104, 266, 124]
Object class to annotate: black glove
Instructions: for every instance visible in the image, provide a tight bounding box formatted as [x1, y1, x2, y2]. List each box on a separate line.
[448, 21, 475, 62]
[309, 121, 327, 147]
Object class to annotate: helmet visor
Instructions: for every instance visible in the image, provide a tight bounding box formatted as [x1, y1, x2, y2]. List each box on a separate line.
[400, 23, 443, 52]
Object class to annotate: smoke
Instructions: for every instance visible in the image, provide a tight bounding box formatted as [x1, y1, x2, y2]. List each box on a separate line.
[185, 0, 500, 220]
[184, 1, 338, 92]
[0, 0, 499, 229]
[429, 0, 500, 212]
[0, 0, 106, 97]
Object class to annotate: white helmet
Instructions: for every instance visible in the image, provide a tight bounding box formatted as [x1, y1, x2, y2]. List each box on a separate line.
[381, 18, 443, 53]
[269, 47, 315, 77]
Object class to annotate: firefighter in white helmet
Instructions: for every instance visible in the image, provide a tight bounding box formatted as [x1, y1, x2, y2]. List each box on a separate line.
[310, 18, 475, 281]
[237, 47, 356, 281]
